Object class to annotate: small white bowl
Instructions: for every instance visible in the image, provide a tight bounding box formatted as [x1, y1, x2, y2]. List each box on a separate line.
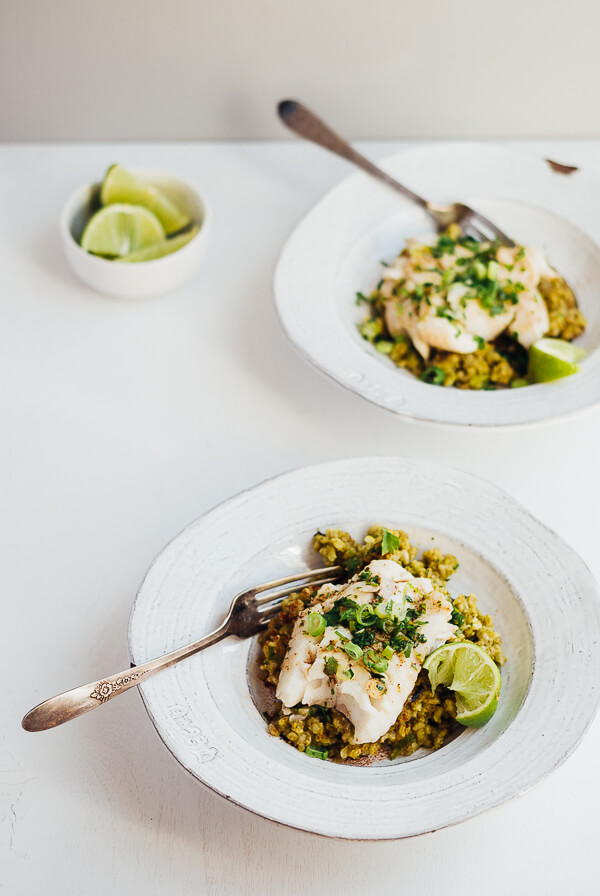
[60, 167, 211, 298]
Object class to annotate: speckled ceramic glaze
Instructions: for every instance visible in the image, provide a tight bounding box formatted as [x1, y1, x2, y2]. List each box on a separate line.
[128, 457, 600, 839]
[274, 144, 600, 427]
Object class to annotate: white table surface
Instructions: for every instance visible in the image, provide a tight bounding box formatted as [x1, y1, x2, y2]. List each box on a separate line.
[3, 139, 600, 895]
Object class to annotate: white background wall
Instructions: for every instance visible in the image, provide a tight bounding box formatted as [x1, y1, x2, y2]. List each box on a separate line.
[2, 0, 598, 140]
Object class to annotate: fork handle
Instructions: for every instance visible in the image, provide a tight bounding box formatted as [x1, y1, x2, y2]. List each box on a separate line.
[22, 623, 229, 732]
[277, 99, 428, 209]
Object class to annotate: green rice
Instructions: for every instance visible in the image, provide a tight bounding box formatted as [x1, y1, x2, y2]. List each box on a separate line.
[259, 526, 505, 762]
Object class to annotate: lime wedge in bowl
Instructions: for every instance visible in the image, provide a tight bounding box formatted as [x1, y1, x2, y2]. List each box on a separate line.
[100, 165, 190, 235]
[118, 226, 199, 263]
[81, 204, 165, 258]
[528, 337, 587, 383]
[424, 641, 501, 728]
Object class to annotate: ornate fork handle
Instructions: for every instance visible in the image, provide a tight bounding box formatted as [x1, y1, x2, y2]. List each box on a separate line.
[22, 624, 228, 732]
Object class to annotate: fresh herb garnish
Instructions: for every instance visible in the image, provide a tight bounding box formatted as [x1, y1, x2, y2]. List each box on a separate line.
[421, 366, 445, 385]
[451, 607, 465, 627]
[436, 305, 456, 322]
[324, 657, 338, 676]
[358, 568, 380, 585]
[381, 528, 400, 555]
[305, 746, 328, 760]
[342, 641, 363, 660]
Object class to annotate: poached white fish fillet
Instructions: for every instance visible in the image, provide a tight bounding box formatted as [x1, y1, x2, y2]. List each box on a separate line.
[276, 559, 456, 744]
[381, 235, 555, 359]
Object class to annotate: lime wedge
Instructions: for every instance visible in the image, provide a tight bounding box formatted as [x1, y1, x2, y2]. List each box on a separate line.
[81, 203, 165, 257]
[528, 337, 586, 383]
[118, 226, 199, 263]
[100, 165, 190, 235]
[424, 641, 501, 728]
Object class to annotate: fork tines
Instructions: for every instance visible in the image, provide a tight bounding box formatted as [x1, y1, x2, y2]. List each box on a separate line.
[254, 565, 342, 614]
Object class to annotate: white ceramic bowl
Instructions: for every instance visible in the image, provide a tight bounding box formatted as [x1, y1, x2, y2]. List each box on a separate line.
[128, 456, 600, 839]
[60, 167, 211, 298]
[274, 143, 600, 427]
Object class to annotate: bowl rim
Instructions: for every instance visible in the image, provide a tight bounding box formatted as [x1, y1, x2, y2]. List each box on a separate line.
[273, 141, 600, 429]
[127, 455, 600, 839]
[59, 166, 211, 267]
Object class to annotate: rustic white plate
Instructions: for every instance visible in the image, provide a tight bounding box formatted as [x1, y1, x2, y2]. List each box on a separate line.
[128, 457, 600, 839]
[274, 144, 600, 427]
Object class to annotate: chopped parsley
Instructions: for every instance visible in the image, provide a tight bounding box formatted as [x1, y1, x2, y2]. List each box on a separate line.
[358, 567, 381, 585]
[324, 657, 338, 676]
[431, 234, 456, 257]
[381, 528, 400, 555]
[451, 607, 465, 627]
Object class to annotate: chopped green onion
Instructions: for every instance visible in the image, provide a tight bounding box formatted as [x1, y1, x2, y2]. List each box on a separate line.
[375, 599, 390, 619]
[375, 340, 394, 355]
[306, 612, 326, 638]
[487, 260, 499, 280]
[511, 377, 529, 388]
[473, 261, 487, 280]
[355, 604, 376, 627]
[343, 668, 354, 679]
[388, 599, 406, 621]
[343, 642, 363, 660]
[382, 646, 394, 660]
[421, 366, 445, 385]
[305, 746, 328, 760]
[364, 650, 389, 674]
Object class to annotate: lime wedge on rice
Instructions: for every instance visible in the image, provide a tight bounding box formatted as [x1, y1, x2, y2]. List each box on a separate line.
[100, 165, 190, 235]
[118, 226, 199, 263]
[424, 641, 501, 728]
[81, 204, 165, 258]
[528, 337, 586, 383]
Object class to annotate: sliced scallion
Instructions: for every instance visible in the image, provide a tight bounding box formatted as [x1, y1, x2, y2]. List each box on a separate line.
[421, 366, 445, 386]
[305, 746, 328, 760]
[306, 612, 326, 638]
[364, 650, 389, 674]
[343, 641, 363, 660]
[355, 604, 376, 627]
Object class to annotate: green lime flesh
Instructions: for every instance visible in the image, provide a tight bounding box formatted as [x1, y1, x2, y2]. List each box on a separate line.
[424, 641, 501, 728]
[528, 337, 586, 383]
[100, 164, 190, 235]
[118, 226, 199, 263]
[80, 203, 165, 257]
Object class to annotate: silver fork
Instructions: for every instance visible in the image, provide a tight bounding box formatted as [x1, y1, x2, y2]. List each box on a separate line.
[278, 99, 514, 247]
[22, 564, 342, 732]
